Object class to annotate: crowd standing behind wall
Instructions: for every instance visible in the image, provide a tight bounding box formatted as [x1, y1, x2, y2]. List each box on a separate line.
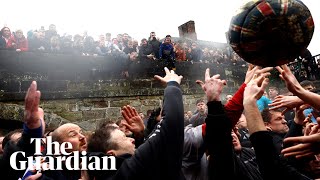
[0, 25, 320, 80]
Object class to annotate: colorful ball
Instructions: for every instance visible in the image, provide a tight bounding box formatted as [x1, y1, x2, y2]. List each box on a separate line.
[228, 0, 314, 67]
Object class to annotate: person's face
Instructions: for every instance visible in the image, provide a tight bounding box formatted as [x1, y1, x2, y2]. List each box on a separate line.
[303, 85, 315, 92]
[15, 31, 23, 39]
[142, 40, 147, 46]
[184, 113, 189, 119]
[123, 34, 128, 41]
[197, 102, 206, 113]
[105, 34, 111, 41]
[226, 95, 233, 102]
[266, 112, 289, 134]
[164, 38, 170, 44]
[187, 111, 193, 118]
[110, 129, 135, 156]
[133, 40, 138, 47]
[59, 123, 87, 152]
[2, 28, 10, 37]
[231, 130, 241, 152]
[139, 113, 144, 120]
[150, 33, 156, 38]
[99, 35, 105, 42]
[191, 43, 197, 49]
[128, 41, 133, 48]
[49, 25, 56, 31]
[268, 88, 278, 99]
[117, 35, 122, 42]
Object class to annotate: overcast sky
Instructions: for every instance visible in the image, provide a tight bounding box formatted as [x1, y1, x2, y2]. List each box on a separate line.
[1, 0, 318, 55]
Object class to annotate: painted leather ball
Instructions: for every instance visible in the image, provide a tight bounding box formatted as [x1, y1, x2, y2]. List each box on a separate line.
[228, 0, 314, 67]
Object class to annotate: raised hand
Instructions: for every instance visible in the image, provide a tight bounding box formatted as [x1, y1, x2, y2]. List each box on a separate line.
[269, 95, 304, 114]
[121, 105, 145, 138]
[196, 68, 227, 102]
[243, 73, 270, 104]
[24, 81, 45, 133]
[281, 132, 320, 159]
[154, 67, 183, 84]
[244, 64, 273, 84]
[276, 65, 303, 94]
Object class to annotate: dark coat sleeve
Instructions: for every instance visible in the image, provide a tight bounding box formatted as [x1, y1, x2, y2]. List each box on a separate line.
[205, 101, 236, 180]
[112, 81, 184, 180]
[250, 131, 312, 180]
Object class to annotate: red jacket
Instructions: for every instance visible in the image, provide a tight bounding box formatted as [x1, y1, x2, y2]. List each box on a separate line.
[3, 35, 16, 49]
[16, 36, 28, 51]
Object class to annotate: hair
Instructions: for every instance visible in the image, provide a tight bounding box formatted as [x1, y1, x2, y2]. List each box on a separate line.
[146, 109, 153, 117]
[261, 108, 281, 123]
[87, 126, 119, 153]
[268, 86, 279, 92]
[300, 80, 314, 88]
[2, 129, 23, 148]
[196, 99, 205, 105]
[97, 118, 115, 129]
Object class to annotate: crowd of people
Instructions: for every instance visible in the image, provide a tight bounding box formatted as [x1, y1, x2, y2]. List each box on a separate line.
[0, 25, 247, 67]
[0, 62, 320, 179]
[1, 25, 320, 80]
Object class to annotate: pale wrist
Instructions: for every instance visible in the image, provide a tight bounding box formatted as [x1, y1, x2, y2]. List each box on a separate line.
[243, 97, 256, 106]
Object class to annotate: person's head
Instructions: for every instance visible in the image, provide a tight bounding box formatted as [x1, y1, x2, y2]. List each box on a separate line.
[122, 33, 129, 42]
[164, 37, 171, 44]
[51, 123, 87, 152]
[187, 111, 193, 119]
[105, 33, 111, 41]
[2, 129, 23, 150]
[127, 40, 133, 48]
[150, 32, 156, 39]
[1, 27, 11, 38]
[146, 110, 153, 117]
[87, 126, 135, 156]
[196, 99, 206, 114]
[117, 34, 123, 42]
[231, 129, 242, 152]
[99, 34, 105, 42]
[236, 114, 247, 129]
[49, 24, 56, 31]
[268, 86, 279, 99]
[191, 42, 197, 49]
[141, 38, 148, 46]
[300, 80, 315, 92]
[261, 109, 289, 134]
[15, 29, 24, 39]
[132, 40, 139, 47]
[139, 112, 145, 120]
[226, 94, 233, 103]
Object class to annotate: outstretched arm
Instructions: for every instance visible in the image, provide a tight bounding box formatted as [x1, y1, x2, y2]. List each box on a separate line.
[115, 67, 184, 179]
[244, 73, 311, 180]
[276, 65, 320, 111]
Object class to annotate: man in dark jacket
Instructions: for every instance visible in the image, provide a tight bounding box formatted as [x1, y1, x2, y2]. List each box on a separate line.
[87, 67, 185, 180]
[197, 68, 262, 180]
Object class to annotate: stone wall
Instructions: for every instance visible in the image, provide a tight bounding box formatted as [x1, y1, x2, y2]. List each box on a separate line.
[0, 50, 249, 131]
